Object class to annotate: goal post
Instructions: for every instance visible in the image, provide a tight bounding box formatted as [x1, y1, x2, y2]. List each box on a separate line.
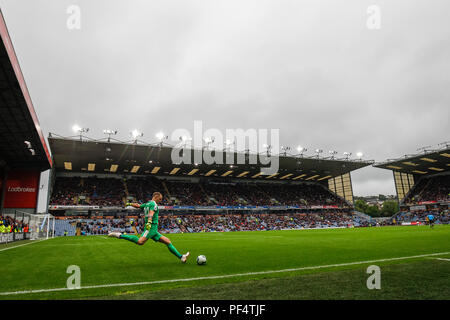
[1, 210, 56, 242]
[27, 212, 56, 240]
[1, 210, 56, 243]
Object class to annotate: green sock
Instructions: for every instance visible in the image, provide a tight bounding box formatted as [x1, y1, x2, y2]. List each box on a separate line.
[120, 234, 139, 244]
[167, 243, 182, 259]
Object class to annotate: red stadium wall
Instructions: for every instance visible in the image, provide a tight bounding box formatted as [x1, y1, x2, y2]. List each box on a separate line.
[3, 170, 40, 209]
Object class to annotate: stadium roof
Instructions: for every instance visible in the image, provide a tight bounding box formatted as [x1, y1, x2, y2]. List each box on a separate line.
[48, 135, 373, 182]
[0, 10, 52, 171]
[374, 144, 450, 176]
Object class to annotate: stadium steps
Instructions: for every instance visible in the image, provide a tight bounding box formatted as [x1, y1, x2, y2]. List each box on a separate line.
[161, 181, 172, 199]
[416, 177, 433, 200]
[353, 210, 372, 222]
[122, 179, 130, 198]
[317, 183, 352, 207]
[208, 197, 218, 204]
[198, 183, 214, 205]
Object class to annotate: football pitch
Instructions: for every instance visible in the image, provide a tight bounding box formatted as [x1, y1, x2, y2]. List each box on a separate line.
[1, 225, 449, 300]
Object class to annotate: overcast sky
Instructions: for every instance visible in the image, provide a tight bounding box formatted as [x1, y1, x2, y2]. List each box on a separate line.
[1, 0, 449, 210]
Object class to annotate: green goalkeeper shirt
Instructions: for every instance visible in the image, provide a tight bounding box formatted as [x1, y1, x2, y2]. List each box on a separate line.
[140, 200, 159, 226]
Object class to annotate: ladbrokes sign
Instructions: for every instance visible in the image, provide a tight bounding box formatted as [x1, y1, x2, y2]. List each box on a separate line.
[3, 170, 40, 209]
[7, 187, 36, 193]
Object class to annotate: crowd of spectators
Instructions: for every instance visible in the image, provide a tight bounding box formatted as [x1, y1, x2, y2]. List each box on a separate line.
[50, 177, 125, 206]
[0, 215, 29, 233]
[159, 212, 357, 233]
[404, 175, 450, 204]
[61, 211, 367, 236]
[77, 218, 134, 235]
[50, 176, 347, 208]
[392, 208, 449, 224]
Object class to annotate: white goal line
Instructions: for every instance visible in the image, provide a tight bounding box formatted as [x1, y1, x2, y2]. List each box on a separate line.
[0, 251, 449, 296]
[0, 239, 48, 253]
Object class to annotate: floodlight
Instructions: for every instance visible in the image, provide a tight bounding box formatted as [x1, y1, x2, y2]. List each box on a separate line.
[131, 130, 143, 139]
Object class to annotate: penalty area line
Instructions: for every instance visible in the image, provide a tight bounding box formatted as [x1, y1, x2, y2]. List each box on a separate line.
[0, 251, 449, 296]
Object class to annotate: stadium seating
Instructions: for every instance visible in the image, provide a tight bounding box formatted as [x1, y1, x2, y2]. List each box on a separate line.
[50, 176, 347, 207]
[57, 211, 375, 236]
[403, 175, 450, 204]
[54, 219, 76, 236]
[392, 209, 449, 224]
[50, 176, 125, 207]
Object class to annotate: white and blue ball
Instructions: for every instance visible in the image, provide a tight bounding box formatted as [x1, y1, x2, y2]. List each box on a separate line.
[196, 255, 207, 265]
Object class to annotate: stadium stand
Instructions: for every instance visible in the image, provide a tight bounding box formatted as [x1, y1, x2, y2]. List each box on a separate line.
[50, 176, 347, 208]
[403, 175, 450, 205]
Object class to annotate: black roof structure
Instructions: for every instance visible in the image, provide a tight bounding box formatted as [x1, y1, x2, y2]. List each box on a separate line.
[48, 134, 373, 183]
[0, 10, 52, 171]
[374, 144, 450, 177]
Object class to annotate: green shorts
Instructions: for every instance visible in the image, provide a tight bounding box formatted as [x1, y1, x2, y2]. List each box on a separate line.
[141, 225, 162, 242]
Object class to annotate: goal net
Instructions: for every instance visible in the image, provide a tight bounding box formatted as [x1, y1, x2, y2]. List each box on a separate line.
[0, 210, 56, 244]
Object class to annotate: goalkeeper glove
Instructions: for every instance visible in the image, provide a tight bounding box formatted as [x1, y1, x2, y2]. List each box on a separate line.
[145, 222, 151, 230]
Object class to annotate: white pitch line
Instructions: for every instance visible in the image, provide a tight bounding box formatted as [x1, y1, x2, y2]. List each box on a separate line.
[432, 258, 450, 262]
[0, 239, 47, 253]
[0, 251, 449, 296]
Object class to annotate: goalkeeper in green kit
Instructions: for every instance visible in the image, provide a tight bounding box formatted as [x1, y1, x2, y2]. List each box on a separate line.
[108, 192, 190, 263]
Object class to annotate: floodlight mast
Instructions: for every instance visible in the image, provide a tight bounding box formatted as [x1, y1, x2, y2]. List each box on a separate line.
[315, 149, 323, 159]
[343, 152, 352, 160]
[328, 150, 338, 159]
[179, 135, 192, 149]
[417, 145, 432, 153]
[223, 138, 236, 152]
[72, 124, 89, 141]
[155, 132, 168, 147]
[263, 144, 272, 156]
[296, 146, 307, 157]
[281, 146, 291, 156]
[130, 130, 144, 144]
[203, 136, 215, 150]
[437, 141, 450, 148]
[103, 129, 118, 142]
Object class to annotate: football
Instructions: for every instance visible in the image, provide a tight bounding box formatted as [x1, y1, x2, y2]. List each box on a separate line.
[196, 255, 207, 265]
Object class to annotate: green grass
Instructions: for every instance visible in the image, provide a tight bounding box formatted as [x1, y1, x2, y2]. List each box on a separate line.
[0, 225, 449, 300]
